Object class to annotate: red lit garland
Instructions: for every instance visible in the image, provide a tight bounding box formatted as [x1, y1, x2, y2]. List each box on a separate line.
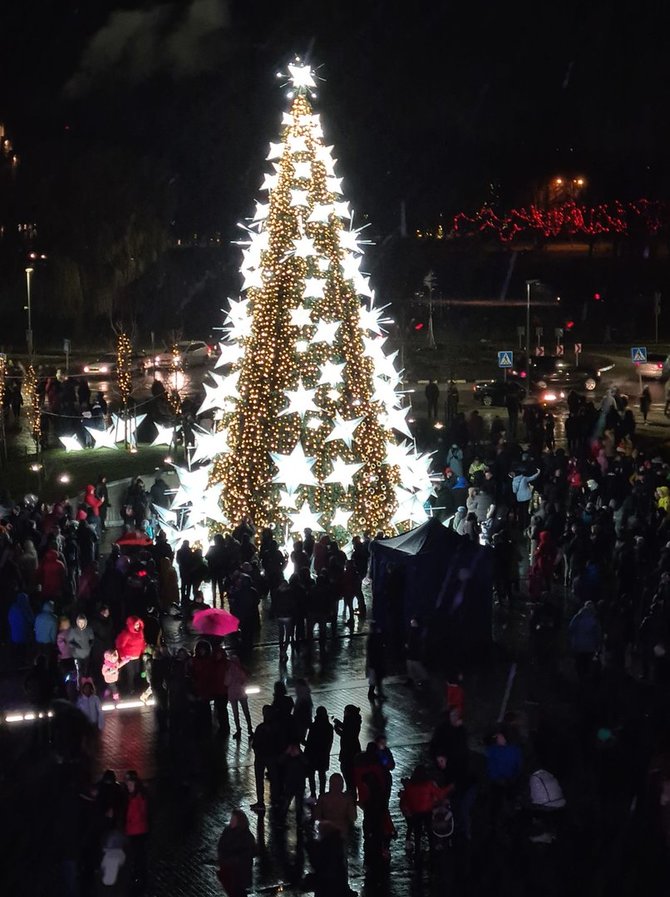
[448, 199, 666, 243]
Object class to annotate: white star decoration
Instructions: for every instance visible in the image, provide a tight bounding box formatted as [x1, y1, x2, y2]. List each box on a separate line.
[190, 425, 230, 465]
[324, 456, 363, 486]
[85, 425, 119, 450]
[111, 414, 146, 444]
[288, 503, 323, 535]
[266, 142, 283, 160]
[151, 422, 178, 447]
[292, 235, 317, 258]
[324, 413, 363, 450]
[303, 278, 326, 300]
[287, 63, 317, 91]
[215, 341, 244, 368]
[290, 305, 314, 328]
[288, 134, 308, 153]
[330, 507, 353, 529]
[271, 441, 318, 493]
[326, 176, 344, 194]
[290, 188, 309, 207]
[308, 204, 333, 224]
[60, 435, 83, 452]
[383, 406, 413, 438]
[293, 161, 312, 179]
[260, 172, 279, 192]
[279, 380, 319, 419]
[312, 320, 340, 344]
[318, 360, 345, 386]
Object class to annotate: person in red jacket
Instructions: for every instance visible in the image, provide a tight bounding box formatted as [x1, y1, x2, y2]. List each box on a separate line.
[37, 547, 67, 602]
[399, 764, 452, 864]
[116, 617, 146, 696]
[124, 770, 149, 892]
[84, 484, 104, 536]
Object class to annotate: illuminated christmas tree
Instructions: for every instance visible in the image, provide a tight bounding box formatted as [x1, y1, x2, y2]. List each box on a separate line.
[171, 59, 432, 543]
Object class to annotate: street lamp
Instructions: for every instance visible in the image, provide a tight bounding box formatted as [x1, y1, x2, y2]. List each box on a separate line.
[525, 279, 541, 375]
[25, 266, 34, 357]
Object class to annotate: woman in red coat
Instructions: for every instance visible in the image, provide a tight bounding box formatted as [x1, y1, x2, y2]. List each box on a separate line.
[399, 764, 452, 863]
[124, 770, 149, 891]
[116, 617, 146, 696]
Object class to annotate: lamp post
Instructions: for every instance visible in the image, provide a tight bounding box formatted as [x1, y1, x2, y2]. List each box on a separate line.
[525, 279, 541, 376]
[25, 266, 34, 358]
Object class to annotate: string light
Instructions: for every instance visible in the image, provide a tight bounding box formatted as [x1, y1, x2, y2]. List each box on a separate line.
[24, 364, 41, 449]
[447, 198, 666, 243]
[116, 332, 133, 405]
[167, 343, 183, 415]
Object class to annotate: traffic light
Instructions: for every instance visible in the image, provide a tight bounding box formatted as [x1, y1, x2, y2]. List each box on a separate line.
[593, 292, 601, 301]
[565, 320, 575, 330]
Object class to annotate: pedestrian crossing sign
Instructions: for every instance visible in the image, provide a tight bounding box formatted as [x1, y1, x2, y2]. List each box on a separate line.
[631, 346, 647, 363]
[498, 351, 514, 368]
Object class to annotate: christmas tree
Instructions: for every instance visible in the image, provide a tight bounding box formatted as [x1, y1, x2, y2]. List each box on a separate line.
[170, 59, 432, 543]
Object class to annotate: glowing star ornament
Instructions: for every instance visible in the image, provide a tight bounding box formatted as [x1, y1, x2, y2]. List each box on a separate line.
[340, 253, 363, 281]
[359, 304, 390, 335]
[292, 235, 317, 258]
[260, 172, 279, 192]
[215, 341, 244, 368]
[391, 487, 430, 526]
[279, 380, 319, 419]
[333, 200, 352, 220]
[170, 466, 211, 510]
[288, 503, 323, 535]
[190, 425, 230, 465]
[318, 360, 345, 386]
[278, 489, 299, 510]
[326, 176, 344, 195]
[338, 228, 367, 253]
[111, 413, 147, 443]
[290, 188, 310, 207]
[330, 507, 353, 529]
[86, 425, 120, 449]
[251, 200, 269, 221]
[303, 278, 326, 300]
[199, 370, 240, 415]
[290, 305, 314, 328]
[372, 378, 403, 410]
[383, 405, 413, 438]
[293, 161, 312, 179]
[59, 435, 84, 452]
[287, 62, 317, 91]
[384, 439, 414, 468]
[241, 268, 264, 292]
[151, 422, 178, 446]
[324, 456, 363, 486]
[324, 413, 364, 449]
[312, 320, 340, 344]
[288, 134, 308, 153]
[308, 203, 334, 224]
[266, 142, 284, 160]
[271, 441, 318, 493]
[353, 272, 374, 298]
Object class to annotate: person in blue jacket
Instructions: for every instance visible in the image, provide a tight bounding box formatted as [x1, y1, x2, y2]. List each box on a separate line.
[34, 600, 58, 647]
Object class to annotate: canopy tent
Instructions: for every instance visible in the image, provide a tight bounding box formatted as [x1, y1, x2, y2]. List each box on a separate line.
[370, 518, 492, 668]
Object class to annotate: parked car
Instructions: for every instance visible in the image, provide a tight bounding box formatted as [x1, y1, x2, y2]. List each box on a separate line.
[635, 352, 670, 380]
[150, 340, 215, 369]
[81, 352, 148, 378]
[473, 378, 526, 407]
[517, 356, 612, 393]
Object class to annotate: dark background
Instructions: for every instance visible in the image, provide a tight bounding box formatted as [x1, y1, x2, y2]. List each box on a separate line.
[1, 0, 669, 344]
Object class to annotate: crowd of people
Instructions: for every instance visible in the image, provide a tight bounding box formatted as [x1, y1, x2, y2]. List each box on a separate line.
[3, 377, 670, 895]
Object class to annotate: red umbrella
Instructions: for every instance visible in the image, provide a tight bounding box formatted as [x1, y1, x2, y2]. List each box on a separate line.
[192, 608, 239, 637]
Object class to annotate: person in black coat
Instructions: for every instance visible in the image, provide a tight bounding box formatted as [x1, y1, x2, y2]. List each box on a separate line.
[366, 627, 386, 702]
[217, 810, 256, 897]
[305, 706, 334, 799]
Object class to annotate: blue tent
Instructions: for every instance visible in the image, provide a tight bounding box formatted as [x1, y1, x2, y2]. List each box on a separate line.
[370, 518, 492, 667]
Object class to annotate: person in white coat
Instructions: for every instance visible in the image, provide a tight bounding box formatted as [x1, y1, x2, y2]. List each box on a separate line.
[76, 680, 104, 730]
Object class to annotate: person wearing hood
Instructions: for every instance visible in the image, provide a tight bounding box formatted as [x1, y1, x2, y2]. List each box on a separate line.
[446, 444, 464, 478]
[84, 483, 104, 530]
[568, 601, 602, 682]
[657, 486, 670, 513]
[69, 614, 95, 681]
[116, 616, 146, 696]
[34, 600, 58, 646]
[450, 506, 468, 536]
[76, 679, 104, 730]
[511, 468, 541, 530]
[37, 547, 67, 602]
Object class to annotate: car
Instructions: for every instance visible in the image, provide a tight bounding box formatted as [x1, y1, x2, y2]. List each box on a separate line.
[81, 352, 148, 378]
[473, 378, 526, 407]
[519, 356, 612, 393]
[636, 352, 670, 380]
[149, 340, 215, 369]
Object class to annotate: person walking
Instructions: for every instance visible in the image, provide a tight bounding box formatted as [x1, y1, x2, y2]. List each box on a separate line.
[334, 704, 362, 794]
[568, 600, 602, 683]
[76, 680, 104, 731]
[511, 467, 540, 532]
[68, 614, 95, 683]
[115, 616, 146, 696]
[224, 654, 253, 740]
[366, 626, 386, 702]
[217, 810, 256, 897]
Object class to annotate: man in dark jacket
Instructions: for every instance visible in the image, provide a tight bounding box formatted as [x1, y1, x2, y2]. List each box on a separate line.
[250, 705, 279, 813]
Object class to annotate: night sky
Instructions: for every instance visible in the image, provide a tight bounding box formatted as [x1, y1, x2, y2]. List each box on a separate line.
[1, 0, 669, 238]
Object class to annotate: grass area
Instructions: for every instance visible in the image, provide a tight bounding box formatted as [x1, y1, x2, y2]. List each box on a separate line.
[0, 445, 175, 502]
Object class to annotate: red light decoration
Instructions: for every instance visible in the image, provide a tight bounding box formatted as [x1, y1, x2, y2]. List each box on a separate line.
[450, 199, 666, 243]
[593, 292, 601, 301]
[414, 322, 425, 331]
[565, 320, 575, 329]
